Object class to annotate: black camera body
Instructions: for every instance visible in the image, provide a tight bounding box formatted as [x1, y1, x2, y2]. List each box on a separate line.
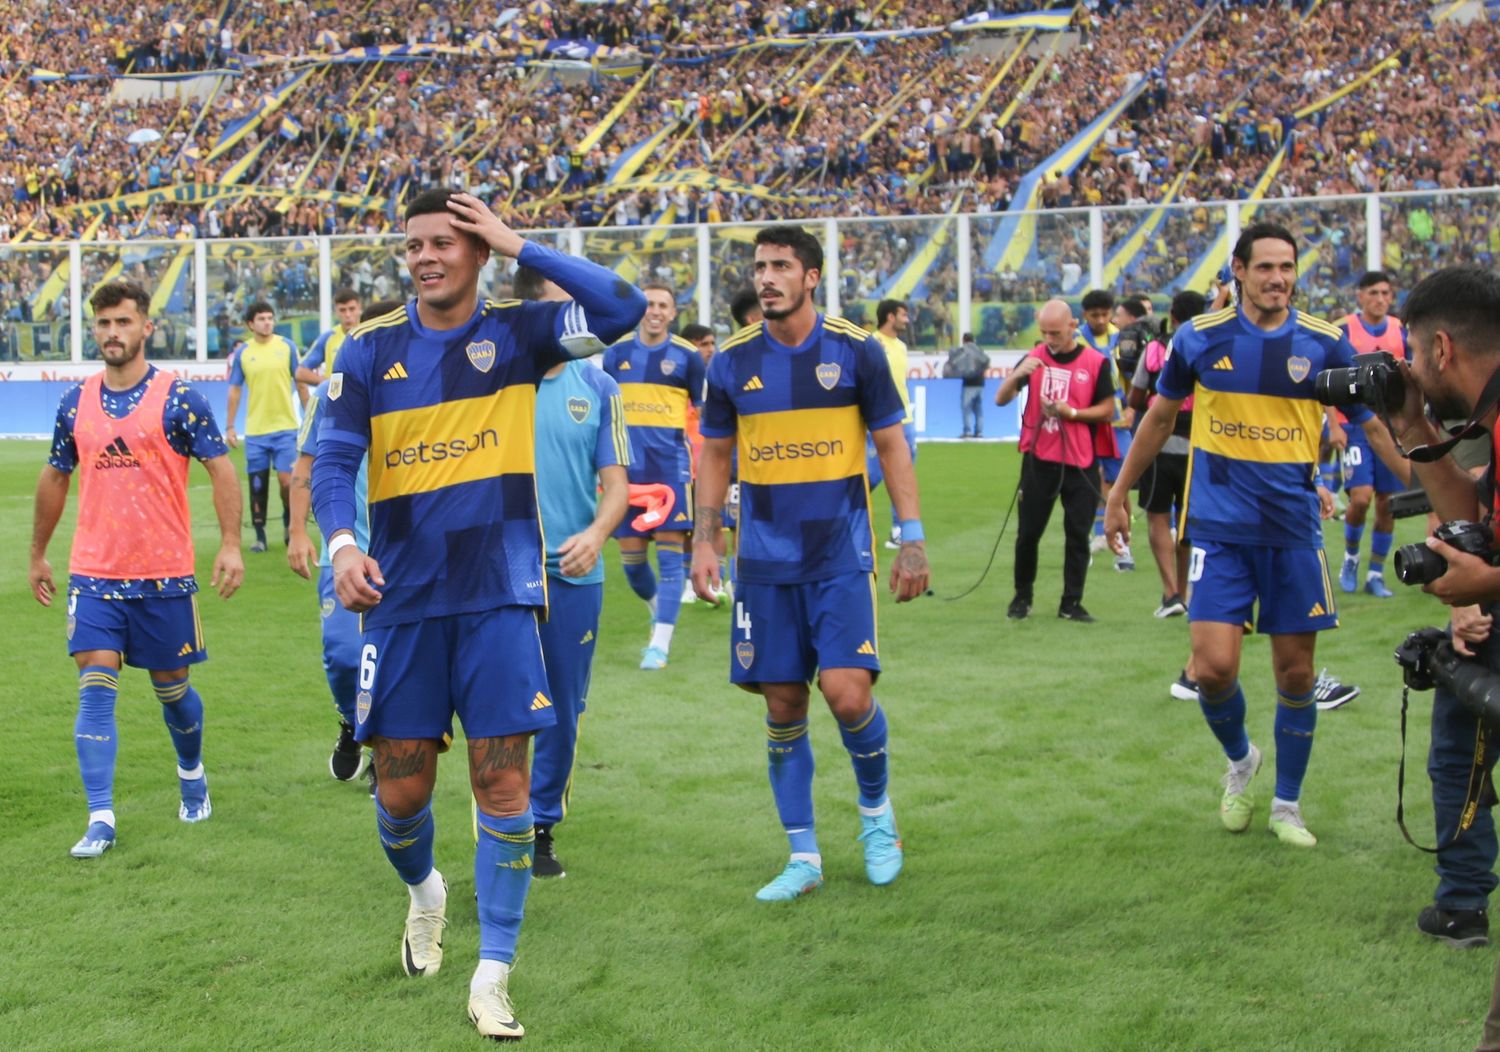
[1395, 626, 1500, 730]
[1393, 520, 1500, 586]
[1315, 351, 1406, 413]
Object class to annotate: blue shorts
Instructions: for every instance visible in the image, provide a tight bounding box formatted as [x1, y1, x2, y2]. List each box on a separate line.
[68, 590, 206, 670]
[1100, 426, 1134, 483]
[245, 430, 297, 474]
[319, 564, 362, 722]
[1186, 540, 1338, 635]
[355, 606, 557, 744]
[1341, 428, 1402, 495]
[730, 571, 880, 688]
[533, 580, 603, 828]
[614, 479, 693, 539]
[864, 421, 917, 492]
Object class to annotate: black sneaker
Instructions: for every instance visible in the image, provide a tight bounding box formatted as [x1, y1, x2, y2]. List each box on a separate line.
[534, 827, 565, 879]
[1058, 602, 1095, 623]
[1007, 596, 1031, 620]
[1169, 670, 1199, 702]
[1418, 905, 1489, 947]
[330, 721, 366, 781]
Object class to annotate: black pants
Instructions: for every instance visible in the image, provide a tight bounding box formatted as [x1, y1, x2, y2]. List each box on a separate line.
[1013, 452, 1099, 606]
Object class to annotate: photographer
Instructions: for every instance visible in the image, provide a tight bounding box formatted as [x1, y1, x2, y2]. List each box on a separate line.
[1381, 266, 1500, 1049]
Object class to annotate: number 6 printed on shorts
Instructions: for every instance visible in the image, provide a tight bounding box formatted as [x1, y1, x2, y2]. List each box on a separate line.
[359, 643, 378, 691]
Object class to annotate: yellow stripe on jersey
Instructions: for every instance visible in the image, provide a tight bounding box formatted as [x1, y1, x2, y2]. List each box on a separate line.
[738, 405, 865, 485]
[670, 335, 699, 352]
[349, 305, 409, 340]
[720, 322, 764, 352]
[1193, 306, 1238, 331]
[825, 316, 874, 341]
[619, 382, 690, 429]
[297, 393, 320, 447]
[1296, 314, 1344, 340]
[1190, 385, 1321, 464]
[609, 393, 630, 463]
[367, 386, 536, 503]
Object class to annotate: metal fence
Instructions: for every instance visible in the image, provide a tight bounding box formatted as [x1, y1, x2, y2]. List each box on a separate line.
[3, 186, 1494, 363]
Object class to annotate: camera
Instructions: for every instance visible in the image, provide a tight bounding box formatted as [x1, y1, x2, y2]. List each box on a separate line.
[1315, 351, 1406, 412]
[1394, 626, 1500, 729]
[1393, 520, 1500, 586]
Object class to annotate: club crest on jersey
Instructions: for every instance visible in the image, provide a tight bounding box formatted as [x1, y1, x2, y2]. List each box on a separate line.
[328, 373, 344, 400]
[321, 597, 336, 618]
[466, 339, 497, 373]
[1287, 355, 1311, 383]
[356, 691, 372, 724]
[659, 358, 676, 376]
[816, 362, 841, 390]
[735, 641, 755, 669]
[567, 396, 591, 423]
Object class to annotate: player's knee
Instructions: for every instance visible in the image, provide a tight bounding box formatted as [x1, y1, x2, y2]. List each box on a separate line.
[1195, 661, 1238, 698]
[376, 783, 431, 818]
[471, 773, 528, 817]
[818, 670, 873, 720]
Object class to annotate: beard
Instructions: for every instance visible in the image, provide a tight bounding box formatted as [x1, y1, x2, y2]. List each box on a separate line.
[1426, 385, 1471, 423]
[100, 339, 143, 367]
[759, 287, 805, 321]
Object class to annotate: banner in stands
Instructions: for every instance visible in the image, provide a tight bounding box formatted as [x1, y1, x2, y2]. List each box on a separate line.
[56, 183, 387, 219]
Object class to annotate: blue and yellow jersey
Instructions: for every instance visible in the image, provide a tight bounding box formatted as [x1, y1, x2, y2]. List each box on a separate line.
[1158, 306, 1371, 549]
[317, 298, 574, 627]
[701, 315, 905, 584]
[602, 332, 706, 487]
[300, 326, 349, 376]
[229, 333, 300, 435]
[874, 331, 912, 424]
[1079, 322, 1126, 421]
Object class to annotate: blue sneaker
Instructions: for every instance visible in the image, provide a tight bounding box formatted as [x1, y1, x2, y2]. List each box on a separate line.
[1338, 554, 1359, 593]
[1365, 572, 1393, 598]
[70, 821, 116, 859]
[179, 773, 212, 823]
[858, 807, 904, 885]
[754, 859, 823, 902]
[639, 646, 668, 671]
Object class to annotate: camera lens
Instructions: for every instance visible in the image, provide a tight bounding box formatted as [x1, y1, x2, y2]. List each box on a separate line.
[1393, 543, 1447, 586]
[1314, 366, 1361, 407]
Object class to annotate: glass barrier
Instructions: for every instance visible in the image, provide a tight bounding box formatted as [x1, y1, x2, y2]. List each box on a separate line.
[1381, 191, 1500, 275]
[583, 224, 703, 326]
[205, 237, 324, 357]
[1100, 201, 1231, 305]
[971, 207, 1092, 347]
[838, 215, 958, 349]
[79, 240, 197, 360]
[0, 244, 70, 361]
[1253, 196, 1368, 320]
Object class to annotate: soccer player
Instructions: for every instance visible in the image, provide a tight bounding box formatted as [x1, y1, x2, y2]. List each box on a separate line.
[1079, 288, 1135, 571]
[1105, 223, 1404, 848]
[1331, 270, 1407, 598]
[312, 189, 644, 1040]
[690, 225, 930, 902]
[225, 301, 303, 553]
[514, 264, 630, 877]
[602, 281, 706, 669]
[287, 298, 402, 789]
[730, 287, 763, 329]
[295, 287, 363, 387]
[869, 299, 916, 551]
[28, 280, 244, 859]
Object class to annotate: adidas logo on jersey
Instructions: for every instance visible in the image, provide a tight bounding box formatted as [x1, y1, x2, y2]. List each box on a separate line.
[618, 360, 632, 370]
[94, 436, 155, 470]
[1211, 358, 1234, 371]
[1308, 602, 1327, 617]
[856, 640, 877, 656]
[530, 692, 553, 711]
[742, 375, 764, 391]
[382, 362, 409, 381]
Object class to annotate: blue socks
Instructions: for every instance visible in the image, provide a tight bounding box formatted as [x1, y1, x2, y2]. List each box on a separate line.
[1094, 506, 1106, 537]
[474, 808, 534, 965]
[654, 541, 684, 626]
[621, 549, 656, 602]
[1199, 681, 1250, 762]
[1370, 529, 1393, 573]
[1274, 689, 1318, 802]
[1344, 522, 1364, 558]
[838, 701, 889, 809]
[767, 718, 818, 859]
[375, 798, 436, 886]
[76, 666, 119, 815]
[153, 674, 204, 770]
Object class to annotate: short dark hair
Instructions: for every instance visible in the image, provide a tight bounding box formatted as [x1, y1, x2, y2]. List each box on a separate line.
[754, 225, 822, 275]
[876, 299, 907, 327]
[961, 331, 974, 342]
[1401, 266, 1500, 357]
[404, 188, 458, 225]
[1128, 294, 1153, 314]
[730, 288, 760, 328]
[1232, 222, 1298, 268]
[333, 286, 360, 304]
[1080, 289, 1114, 312]
[1118, 298, 1150, 320]
[1169, 290, 1208, 327]
[89, 281, 150, 316]
[680, 322, 712, 342]
[244, 300, 275, 323]
[1357, 270, 1393, 290]
[512, 265, 549, 301]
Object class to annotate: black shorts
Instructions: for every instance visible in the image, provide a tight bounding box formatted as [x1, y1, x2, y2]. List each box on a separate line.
[1137, 451, 1187, 515]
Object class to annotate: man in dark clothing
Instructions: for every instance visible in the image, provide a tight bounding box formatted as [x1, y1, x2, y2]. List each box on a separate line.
[944, 332, 990, 438]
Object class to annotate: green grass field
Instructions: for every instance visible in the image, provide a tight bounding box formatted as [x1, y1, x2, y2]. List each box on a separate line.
[1, 439, 1492, 1050]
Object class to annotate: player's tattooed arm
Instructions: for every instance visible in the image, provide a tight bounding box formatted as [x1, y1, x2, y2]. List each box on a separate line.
[892, 540, 930, 602]
[693, 506, 723, 545]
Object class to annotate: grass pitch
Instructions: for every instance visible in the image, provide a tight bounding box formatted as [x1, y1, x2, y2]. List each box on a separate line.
[0, 439, 1491, 1050]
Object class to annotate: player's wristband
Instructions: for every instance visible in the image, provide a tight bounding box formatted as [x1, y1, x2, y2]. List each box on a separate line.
[327, 533, 359, 559]
[899, 520, 925, 544]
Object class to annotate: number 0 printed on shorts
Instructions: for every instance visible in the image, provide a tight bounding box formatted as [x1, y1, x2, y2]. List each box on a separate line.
[1188, 547, 1206, 584]
[1341, 445, 1363, 468]
[735, 601, 752, 640]
[359, 643, 378, 691]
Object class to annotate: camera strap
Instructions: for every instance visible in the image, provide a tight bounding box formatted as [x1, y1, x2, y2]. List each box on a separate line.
[1396, 686, 1490, 853]
[1403, 365, 1500, 463]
